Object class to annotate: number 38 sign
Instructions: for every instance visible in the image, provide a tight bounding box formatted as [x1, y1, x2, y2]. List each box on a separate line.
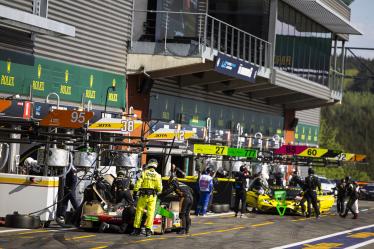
[40, 110, 94, 129]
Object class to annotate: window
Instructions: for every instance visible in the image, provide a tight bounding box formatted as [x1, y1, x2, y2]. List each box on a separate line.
[275, 2, 332, 85]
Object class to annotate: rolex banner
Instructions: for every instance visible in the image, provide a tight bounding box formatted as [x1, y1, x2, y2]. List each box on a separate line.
[0, 50, 126, 108]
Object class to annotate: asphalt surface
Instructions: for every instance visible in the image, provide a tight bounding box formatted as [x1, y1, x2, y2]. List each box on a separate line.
[0, 201, 374, 249]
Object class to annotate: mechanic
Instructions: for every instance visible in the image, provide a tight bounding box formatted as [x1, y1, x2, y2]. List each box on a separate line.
[170, 163, 186, 178]
[160, 175, 194, 234]
[288, 170, 303, 188]
[234, 165, 250, 217]
[196, 168, 214, 216]
[57, 166, 79, 225]
[335, 178, 346, 215]
[131, 159, 163, 237]
[288, 170, 307, 216]
[341, 177, 359, 219]
[249, 172, 269, 213]
[304, 168, 321, 219]
[112, 170, 134, 206]
[99, 171, 137, 234]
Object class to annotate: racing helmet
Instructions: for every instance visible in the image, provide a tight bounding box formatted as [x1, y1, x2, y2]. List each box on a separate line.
[308, 168, 314, 175]
[147, 159, 158, 169]
[345, 176, 351, 183]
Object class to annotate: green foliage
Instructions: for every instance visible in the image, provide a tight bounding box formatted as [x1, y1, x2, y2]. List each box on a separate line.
[314, 166, 370, 181]
[319, 56, 374, 181]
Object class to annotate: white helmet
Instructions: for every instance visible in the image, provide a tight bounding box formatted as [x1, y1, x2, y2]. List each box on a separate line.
[147, 159, 158, 169]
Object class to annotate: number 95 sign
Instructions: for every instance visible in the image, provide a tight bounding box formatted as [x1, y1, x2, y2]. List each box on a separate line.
[40, 110, 94, 129]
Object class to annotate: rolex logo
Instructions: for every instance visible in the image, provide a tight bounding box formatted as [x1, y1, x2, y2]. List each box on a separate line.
[112, 79, 116, 88]
[6, 59, 11, 74]
[38, 64, 42, 79]
[90, 75, 94, 88]
[65, 70, 69, 83]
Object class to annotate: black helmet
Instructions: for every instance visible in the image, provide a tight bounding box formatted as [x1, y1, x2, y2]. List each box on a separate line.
[205, 167, 212, 174]
[308, 168, 314, 175]
[168, 175, 177, 185]
[345, 176, 351, 183]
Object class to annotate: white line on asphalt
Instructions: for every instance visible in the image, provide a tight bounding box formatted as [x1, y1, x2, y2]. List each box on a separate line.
[0, 227, 76, 235]
[345, 238, 374, 249]
[360, 209, 369, 212]
[0, 229, 30, 234]
[192, 212, 235, 218]
[271, 224, 374, 249]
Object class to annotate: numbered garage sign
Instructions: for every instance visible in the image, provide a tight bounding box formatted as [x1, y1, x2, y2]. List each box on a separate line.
[88, 118, 142, 134]
[193, 144, 228, 155]
[298, 148, 328, 158]
[227, 148, 257, 158]
[40, 110, 94, 129]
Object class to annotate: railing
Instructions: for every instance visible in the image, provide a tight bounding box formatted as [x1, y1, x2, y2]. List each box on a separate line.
[131, 10, 272, 68]
[329, 69, 344, 99]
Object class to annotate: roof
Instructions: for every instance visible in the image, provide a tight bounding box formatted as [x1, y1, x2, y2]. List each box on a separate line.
[282, 0, 361, 35]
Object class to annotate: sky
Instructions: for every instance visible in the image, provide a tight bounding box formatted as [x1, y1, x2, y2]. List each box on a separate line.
[347, 0, 374, 58]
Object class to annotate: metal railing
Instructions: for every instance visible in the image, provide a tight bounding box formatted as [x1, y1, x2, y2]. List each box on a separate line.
[329, 69, 344, 99]
[131, 10, 272, 68]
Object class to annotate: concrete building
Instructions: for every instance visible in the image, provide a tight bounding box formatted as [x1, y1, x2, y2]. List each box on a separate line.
[0, 0, 133, 114]
[127, 0, 360, 175]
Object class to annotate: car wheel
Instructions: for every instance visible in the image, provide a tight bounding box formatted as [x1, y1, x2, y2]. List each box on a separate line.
[5, 213, 40, 229]
[211, 204, 223, 213]
[221, 204, 230, 213]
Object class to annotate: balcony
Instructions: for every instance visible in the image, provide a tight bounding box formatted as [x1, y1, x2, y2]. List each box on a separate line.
[128, 10, 345, 111]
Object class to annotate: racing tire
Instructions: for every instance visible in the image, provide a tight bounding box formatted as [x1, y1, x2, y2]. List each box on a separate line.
[211, 204, 223, 213]
[221, 204, 230, 213]
[5, 213, 41, 229]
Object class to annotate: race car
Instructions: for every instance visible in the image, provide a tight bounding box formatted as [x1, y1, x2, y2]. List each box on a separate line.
[79, 173, 180, 234]
[246, 187, 335, 215]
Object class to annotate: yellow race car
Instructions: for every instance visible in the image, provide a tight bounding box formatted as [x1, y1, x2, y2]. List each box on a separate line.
[246, 187, 335, 215]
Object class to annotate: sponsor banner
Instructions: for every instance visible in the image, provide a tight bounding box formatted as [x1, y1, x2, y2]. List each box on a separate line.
[0, 50, 125, 108]
[215, 53, 259, 83]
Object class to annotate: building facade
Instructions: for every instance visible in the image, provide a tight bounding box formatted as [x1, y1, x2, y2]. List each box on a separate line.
[127, 0, 360, 175]
[0, 0, 133, 113]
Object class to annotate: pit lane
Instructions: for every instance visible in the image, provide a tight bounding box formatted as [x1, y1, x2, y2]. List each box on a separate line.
[0, 201, 374, 249]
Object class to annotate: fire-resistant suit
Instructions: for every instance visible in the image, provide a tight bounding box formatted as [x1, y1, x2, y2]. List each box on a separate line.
[133, 166, 162, 233]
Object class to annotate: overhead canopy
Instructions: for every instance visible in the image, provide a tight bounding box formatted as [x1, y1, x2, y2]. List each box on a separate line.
[0, 4, 75, 37]
[282, 0, 361, 35]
